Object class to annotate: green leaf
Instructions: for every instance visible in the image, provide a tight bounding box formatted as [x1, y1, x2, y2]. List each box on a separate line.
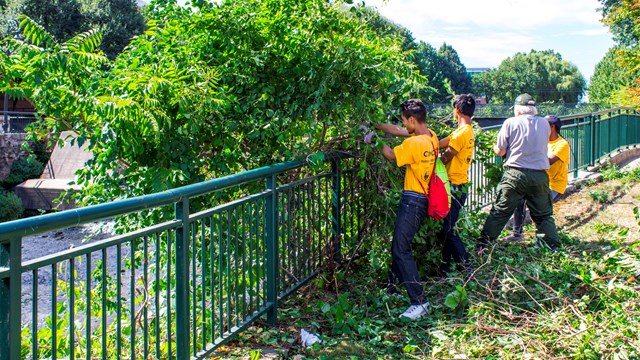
[444, 293, 459, 309]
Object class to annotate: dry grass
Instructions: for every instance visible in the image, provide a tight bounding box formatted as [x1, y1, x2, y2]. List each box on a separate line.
[554, 179, 640, 246]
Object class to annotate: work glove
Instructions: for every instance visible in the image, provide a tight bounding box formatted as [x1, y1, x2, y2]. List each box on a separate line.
[363, 131, 377, 144]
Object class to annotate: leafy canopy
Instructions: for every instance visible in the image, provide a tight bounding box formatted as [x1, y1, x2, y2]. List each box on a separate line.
[599, 0, 640, 107]
[472, 50, 586, 104]
[2, 0, 427, 224]
[589, 46, 635, 105]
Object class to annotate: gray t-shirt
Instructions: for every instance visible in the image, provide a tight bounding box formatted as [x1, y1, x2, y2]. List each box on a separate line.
[496, 114, 550, 170]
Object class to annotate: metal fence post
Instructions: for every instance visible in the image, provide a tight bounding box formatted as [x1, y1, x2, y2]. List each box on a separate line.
[2, 92, 8, 134]
[589, 114, 595, 167]
[0, 237, 22, 360]
[635, 109, 640, 148]
[331, 158, 342, 261]
[573, 118, 579, 178]
[175, 199, 190, 359]
[265, 175, 278, 325]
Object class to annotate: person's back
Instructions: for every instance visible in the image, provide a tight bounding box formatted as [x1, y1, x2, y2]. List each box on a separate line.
[499, 114, 550, 170]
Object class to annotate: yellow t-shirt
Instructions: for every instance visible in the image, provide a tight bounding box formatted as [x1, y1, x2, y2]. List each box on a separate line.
[445, 124, 475, 185]
[393, 131, 437, 194]
[547, 137, 570, 194]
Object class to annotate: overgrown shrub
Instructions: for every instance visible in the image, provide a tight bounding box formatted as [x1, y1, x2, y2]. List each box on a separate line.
[1, 156, 44, 188]
[0, 191, 23, 222]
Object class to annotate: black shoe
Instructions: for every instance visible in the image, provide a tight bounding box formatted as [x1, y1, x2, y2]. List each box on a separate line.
[503, 233, 523, 241]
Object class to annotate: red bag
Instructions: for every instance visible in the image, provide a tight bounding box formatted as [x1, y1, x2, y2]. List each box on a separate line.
[426, 159, 451, 220]
[417, 132, 451, 220]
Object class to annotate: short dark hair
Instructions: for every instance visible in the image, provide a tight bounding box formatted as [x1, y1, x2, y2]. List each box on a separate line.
[454, 94, 476, 117]
[399, 99, 427, 123]
[546, 115, 562, 132]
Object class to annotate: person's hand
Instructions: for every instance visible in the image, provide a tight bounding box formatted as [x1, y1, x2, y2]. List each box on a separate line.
[364, 131, 377, 144]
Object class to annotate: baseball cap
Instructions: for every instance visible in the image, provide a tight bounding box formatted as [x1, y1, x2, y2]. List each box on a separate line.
[514, 93, 536, 106]
[546, 115, 562, 131]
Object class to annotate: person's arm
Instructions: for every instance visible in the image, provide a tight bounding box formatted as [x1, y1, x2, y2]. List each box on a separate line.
[440, 147, 458, 165]
[494, 122, 509, 157]
[549, 154, 560, 165]
[375, 123, 411, 137]
[439, 136, 450, 149]
[382, 144, 396, 162]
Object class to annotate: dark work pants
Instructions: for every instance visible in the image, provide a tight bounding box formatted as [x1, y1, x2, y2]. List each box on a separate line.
[512, 190, 559, 235]
[438, 184, 469, 273]
[479, 168, 560, 249]
[389, 192, 428, 305]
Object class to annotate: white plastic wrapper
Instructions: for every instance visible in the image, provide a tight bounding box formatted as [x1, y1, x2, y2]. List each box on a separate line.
[300, 329, 321, 347]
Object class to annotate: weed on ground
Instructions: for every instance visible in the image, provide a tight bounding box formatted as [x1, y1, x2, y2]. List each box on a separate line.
[212, 171, 640, 359]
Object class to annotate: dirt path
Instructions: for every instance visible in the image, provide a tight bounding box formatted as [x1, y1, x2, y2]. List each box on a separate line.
[554, 162, 640, 246]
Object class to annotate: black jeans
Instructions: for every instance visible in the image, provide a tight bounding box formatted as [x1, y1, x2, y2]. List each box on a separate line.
[389, 192, 428, 305]
[438, 184, 469, 273]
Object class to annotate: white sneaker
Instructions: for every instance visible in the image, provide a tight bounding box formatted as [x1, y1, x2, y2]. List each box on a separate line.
[400, 302, 430, 320]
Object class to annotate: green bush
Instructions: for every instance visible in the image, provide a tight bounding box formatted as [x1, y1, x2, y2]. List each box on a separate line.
[588, 189, 611, 204]
[0, 191, 23, 222]
[1, 156, 44, 188]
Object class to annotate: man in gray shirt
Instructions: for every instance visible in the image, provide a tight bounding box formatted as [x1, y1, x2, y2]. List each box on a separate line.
[477, 94, 560, 252]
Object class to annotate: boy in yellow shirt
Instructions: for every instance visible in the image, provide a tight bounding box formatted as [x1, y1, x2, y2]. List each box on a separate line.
[507, 115, 570, 241]
[437, 94, 475, 276]
[370, 99, 436, 320]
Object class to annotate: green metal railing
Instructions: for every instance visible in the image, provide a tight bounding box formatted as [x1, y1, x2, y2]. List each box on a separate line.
[467, 107, 640, 209]
[560, 107, 640, 177]
[0, 152, 363, 360]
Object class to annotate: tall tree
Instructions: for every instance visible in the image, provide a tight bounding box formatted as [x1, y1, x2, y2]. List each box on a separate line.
[2, 0, 144, 58]
[412, 41, 444, 103]
[600, 0, 639, 47]
[472, 50, 586, 104]
[83, 0, 146, 59]
[22, 0, 88, 42]
[589, 46, 634, 105]
[437, 43, 472, 97]
[599, 0, 640, 107]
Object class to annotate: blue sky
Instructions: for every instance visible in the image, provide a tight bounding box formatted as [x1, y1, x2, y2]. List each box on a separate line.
[359, 0, 614, 82]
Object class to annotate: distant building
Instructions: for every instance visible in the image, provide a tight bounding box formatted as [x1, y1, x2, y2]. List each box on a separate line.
[466, 67, 491, 77]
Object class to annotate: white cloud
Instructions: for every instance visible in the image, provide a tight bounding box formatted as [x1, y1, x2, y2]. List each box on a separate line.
[359, 0, 613, 78]
[361, 0, 604, 29]
[427, 32, 536, 68]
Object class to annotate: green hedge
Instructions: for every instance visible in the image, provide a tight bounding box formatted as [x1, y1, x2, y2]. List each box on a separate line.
[1, 156, 44, 189]
[0, 191, 23, 222]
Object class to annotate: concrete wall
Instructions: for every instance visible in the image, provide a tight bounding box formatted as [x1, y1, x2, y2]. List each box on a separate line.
[0, 133, 28, 180]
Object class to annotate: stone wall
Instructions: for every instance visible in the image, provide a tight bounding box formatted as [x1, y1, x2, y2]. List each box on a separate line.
[0, 133, 28, 180]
